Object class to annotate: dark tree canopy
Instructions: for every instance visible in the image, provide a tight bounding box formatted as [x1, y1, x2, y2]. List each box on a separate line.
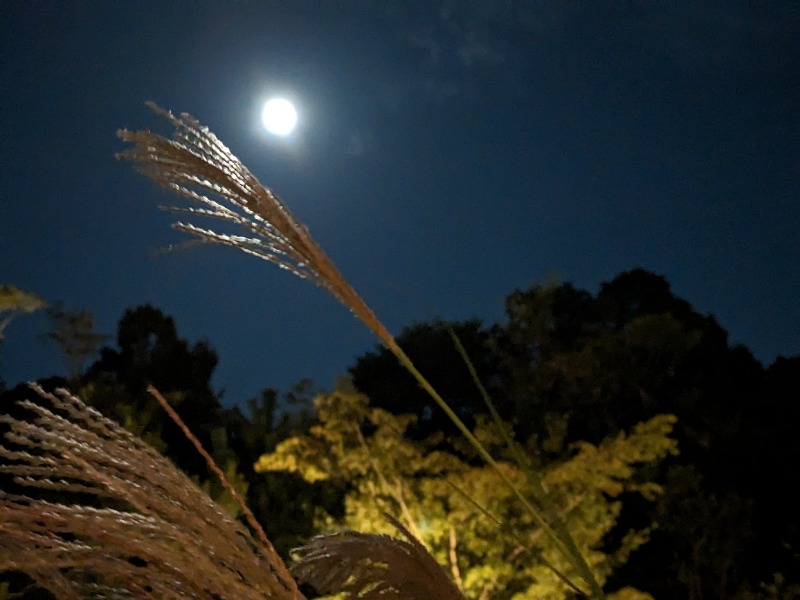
[3, 271, 798, 598]
[82, 305, 222, 476]
[349, 268, 798, 598]
[90, 304, 218, 397]
[42, 303, 109, 380]
[349, 319, 501, 440]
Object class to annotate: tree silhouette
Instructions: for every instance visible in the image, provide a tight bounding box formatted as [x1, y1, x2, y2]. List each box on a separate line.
[350, 319, 501, 441]
[84, 304, 222, 478]
[41, 303, 108, 380]
[349, 269, 798, 597]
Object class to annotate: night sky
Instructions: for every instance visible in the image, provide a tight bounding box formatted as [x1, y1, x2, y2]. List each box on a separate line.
[2, 2, 798, 406]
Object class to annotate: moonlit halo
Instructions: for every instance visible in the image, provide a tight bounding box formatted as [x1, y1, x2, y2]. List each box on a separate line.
[261, 98, 297, 136]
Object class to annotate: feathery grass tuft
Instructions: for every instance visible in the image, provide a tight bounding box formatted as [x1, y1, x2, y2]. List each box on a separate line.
[116, 102, 394, 348]
[0, 384, 302, 599]
[117, 103, 604, 597]
[293, 514, 467, 600]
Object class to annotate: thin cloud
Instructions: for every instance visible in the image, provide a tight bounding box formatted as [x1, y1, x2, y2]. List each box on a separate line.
[345, 131, 375, 157]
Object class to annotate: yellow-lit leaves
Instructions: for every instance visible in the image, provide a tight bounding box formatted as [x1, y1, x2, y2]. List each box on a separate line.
[545, 414, 678, 498]
[0, 284, 46, 340]
[260, 389, 678, 600]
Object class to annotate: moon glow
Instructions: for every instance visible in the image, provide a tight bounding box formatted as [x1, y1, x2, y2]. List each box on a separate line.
[261, 98, 298, 136]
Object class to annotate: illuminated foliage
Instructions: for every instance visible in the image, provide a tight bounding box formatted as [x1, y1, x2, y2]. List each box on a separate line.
[0, 285, 45, 341]
[256, 388, 677, 599]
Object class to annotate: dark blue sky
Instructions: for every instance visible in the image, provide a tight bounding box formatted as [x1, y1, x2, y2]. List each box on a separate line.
[2, 2, 798, 406]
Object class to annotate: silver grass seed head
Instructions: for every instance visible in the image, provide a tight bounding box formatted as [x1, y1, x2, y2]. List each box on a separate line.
[0, 384, 303, 600]
[117, 102, 394, 347]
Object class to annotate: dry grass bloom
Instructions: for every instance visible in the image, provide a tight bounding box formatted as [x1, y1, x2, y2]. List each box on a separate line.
[0, 384, 302, 599]
[115, 103, 603, 597]
[0, 386, 468, 600]
[116, 102, 397, 354]
[292, 515, 467, 600]
[0, 103, 605, 599]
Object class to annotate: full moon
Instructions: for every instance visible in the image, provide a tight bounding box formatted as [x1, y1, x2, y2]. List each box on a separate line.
[261, 98, 297, 136]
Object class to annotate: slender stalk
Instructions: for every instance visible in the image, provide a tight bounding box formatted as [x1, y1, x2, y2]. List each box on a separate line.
[446, 326, 604, 598]
[146, 385, 276, 557]
[443, 479, 583, 596]
[119, 104, 604, 598]
[390, 344, 597, 595]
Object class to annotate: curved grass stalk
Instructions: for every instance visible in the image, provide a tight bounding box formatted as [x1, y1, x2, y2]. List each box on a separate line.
[146, 385, 274, 554]
[443, 478, 583, 596]
[117, 103, 603, 598]
[446, 325, 603, 598]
